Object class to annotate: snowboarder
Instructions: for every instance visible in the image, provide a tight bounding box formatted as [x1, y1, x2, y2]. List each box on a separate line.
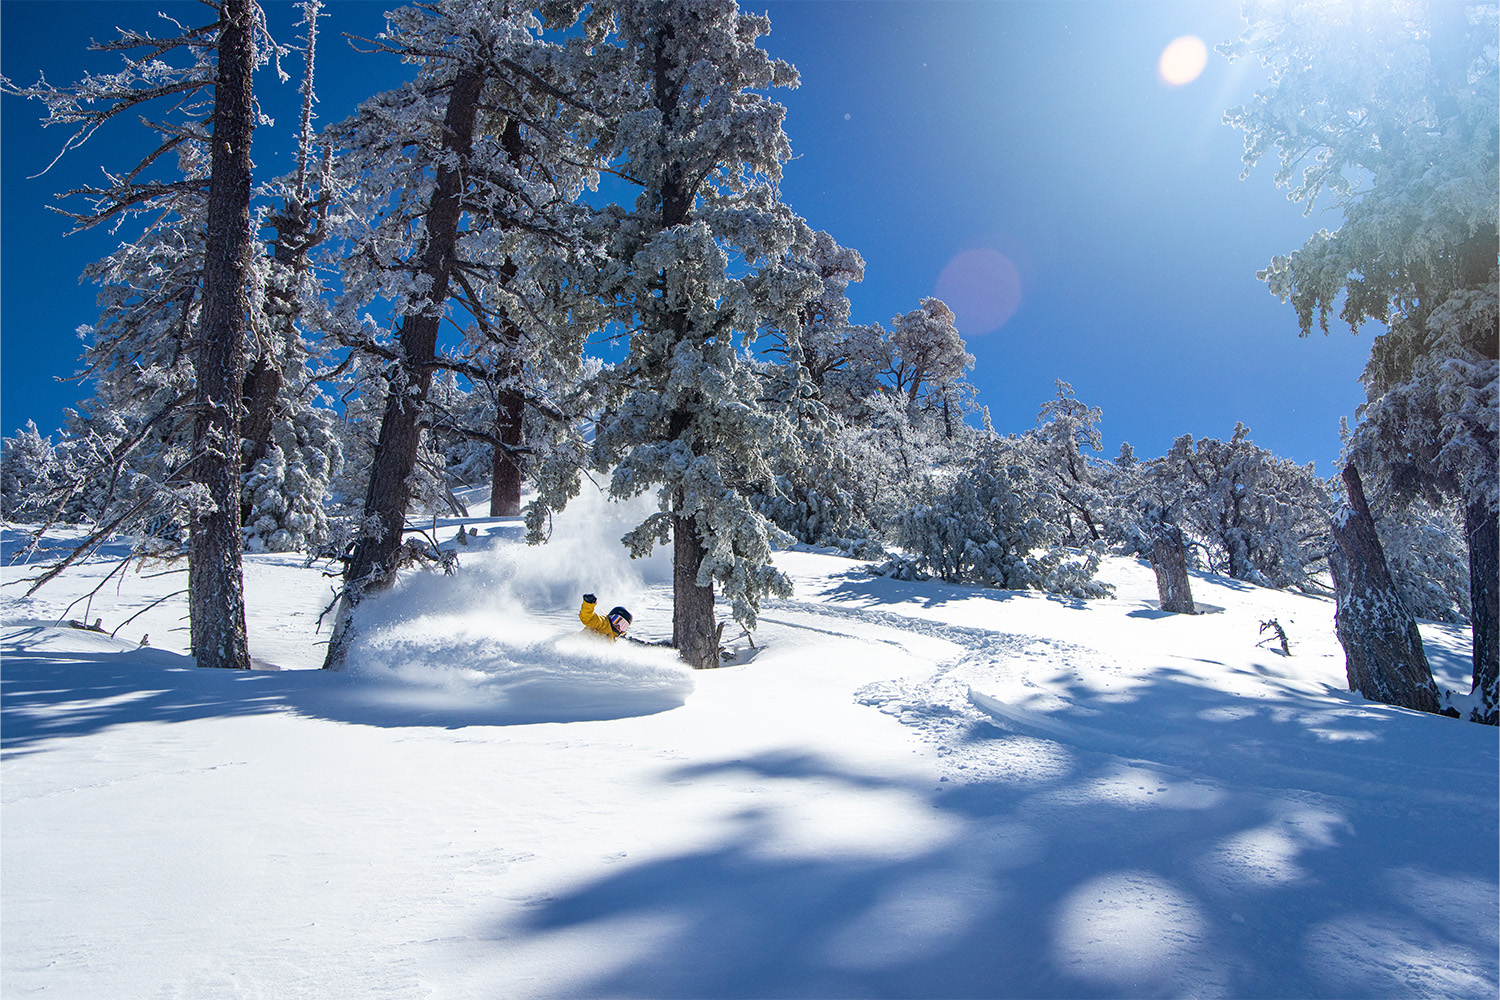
[580, 593, 632, 642]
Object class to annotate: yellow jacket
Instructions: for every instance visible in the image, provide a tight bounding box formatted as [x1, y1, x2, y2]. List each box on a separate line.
[579, 598, 618, 641]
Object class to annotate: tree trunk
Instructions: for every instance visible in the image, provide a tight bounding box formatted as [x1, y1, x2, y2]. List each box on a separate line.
[489, 119, 528, 518]
[1327, 464, 1441, 714]
[240, 353, 282, 508]
[489, 383, 524, 517]
[650, 35, 721, 670]
[673, 512, 719, 669]
[1150, 524, 1196, 615]
[188, 0, 255, 671]
[1465, 496, 1498, 724]
[323, 67, 484, 670]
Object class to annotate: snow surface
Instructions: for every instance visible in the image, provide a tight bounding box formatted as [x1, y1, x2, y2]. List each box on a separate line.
[3, 487, 1496, 999]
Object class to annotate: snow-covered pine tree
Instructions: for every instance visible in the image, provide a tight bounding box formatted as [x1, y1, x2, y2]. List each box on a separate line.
[1094, 441, 1199, 612]
[895, 434, 1112, 599]
[1350, 288, 1498, 719]
[802, 296, 981, 543]
[1162, 425, 1334, 593]
[320, 354, 390, 550]
[3, 0, 283, 668]
[423, 370, 491, 502]
[1150, 520, 1197, 615]
[1095, 440, 1150, 557]
[1024, 380, 1107, 544]
[421, 238, 601, 520]
[1377, 494, 1474, 625]
[751, 225, 881, 551]
[759, 228, 878, 402]
[183, 0, 260, 670]
[243, 1, 342, 554]
[884, 297, 975, 424]
[526, 0, 813, 668]
[318, 1, 602, 669]
[831, 391, 943, 540]
[1339, 417, 1475, 626]
[0, 422, 63, 523]
[1224, 0, 1498, 721]
[405, 369, 474, 518]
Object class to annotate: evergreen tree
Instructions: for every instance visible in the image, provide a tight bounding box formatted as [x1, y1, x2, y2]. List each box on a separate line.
[1096, 439, 1200, 613]
[0, 422, 63, 523]
[1024, 380, 1107, 544]
[801, 296, 980, 544]
[318, 0, 600, 668]
[761, 228, 886, 408]
[895, 435, 1111, 599]
[528, 0, 814, 668]
[1377, 494, 1474, 625]
[243, 1, 342, 553]
[1335, 418, 1474, 625]
[1224, 0, 1498, 720]
[752, 226, 881, 551]
[885, 297, 975, 421]
[1162, 425, 1334, 593]
[3, 0, 280, 669]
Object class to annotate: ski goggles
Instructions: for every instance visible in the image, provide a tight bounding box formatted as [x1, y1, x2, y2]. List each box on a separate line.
[609, 614, 631, 634]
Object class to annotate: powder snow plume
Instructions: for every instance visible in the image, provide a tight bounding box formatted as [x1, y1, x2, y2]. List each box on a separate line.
[340, 484, 691, 723]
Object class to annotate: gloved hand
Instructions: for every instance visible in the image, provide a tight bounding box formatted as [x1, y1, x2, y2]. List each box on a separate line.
[583, 593, 596, 604]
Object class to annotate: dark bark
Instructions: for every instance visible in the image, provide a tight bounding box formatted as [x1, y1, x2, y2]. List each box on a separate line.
[648, 33, 720, 669]
[1465, 496, 1498, 724]
[1150, 524, 1196, 615]
[1327, 465, 1441, 714]
[187, 0, 255, 670]
[489, 383, 524, 518]
[323, 67, 484, 670]
[673, 512, 720, 669]
[489, 102, 526, 521]
[664, 397, 715, 668]
[240, 353, 282, 503]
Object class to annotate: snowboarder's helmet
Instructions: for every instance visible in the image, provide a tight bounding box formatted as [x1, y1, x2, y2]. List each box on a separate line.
[607, 607, 632, 633]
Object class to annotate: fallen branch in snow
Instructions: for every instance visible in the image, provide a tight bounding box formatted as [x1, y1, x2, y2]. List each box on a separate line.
[1258, 618, 1291, 656]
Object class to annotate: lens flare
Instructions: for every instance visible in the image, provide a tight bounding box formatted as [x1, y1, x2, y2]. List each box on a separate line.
[934, 248, 1022, 335]
[1158, 35, 1208, 86]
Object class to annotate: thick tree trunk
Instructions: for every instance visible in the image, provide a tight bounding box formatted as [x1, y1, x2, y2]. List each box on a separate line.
[487, 230, 526, 517]
[489, 383, 524, 517]
[1465, 497, 1498, 724]
[1327, 465, 1441, 714]
[489, 120, 528, 519]
[673, 512, 720, 669]
[649, 35, 722, 670]
[1150, 524, 1196, 615]
[323, 67, 483, 670]
[188, 0, 255, 670]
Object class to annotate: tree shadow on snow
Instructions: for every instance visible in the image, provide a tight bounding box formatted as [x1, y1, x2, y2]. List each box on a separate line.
[487, 671, 1498, 999]
[0, 627, 293, 754]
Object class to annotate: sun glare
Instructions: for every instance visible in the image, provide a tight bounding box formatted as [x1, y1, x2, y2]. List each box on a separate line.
[1158, 35, 1208, 86]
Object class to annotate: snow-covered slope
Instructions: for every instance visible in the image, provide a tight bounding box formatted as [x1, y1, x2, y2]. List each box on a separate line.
[2, 492, 1495, 999]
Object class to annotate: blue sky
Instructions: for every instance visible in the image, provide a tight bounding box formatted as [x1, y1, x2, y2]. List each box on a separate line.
[1, 0, 1373, 473]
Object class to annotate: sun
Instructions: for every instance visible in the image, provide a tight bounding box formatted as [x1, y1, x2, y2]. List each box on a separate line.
[1158, 35, 1208, 86]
